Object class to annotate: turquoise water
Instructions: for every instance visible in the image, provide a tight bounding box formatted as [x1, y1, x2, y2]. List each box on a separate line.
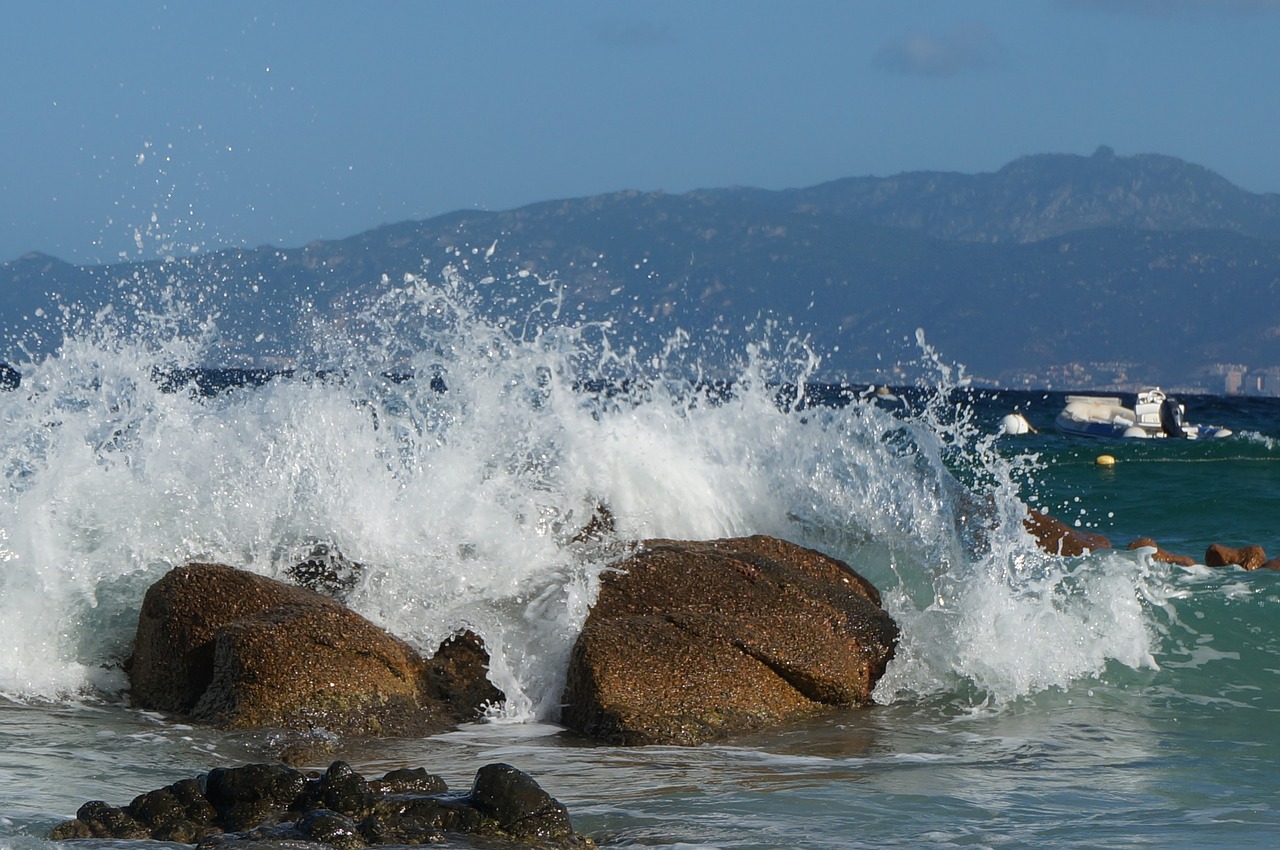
[994, 391, 1280, 556]
[2, 277, 1280, 848]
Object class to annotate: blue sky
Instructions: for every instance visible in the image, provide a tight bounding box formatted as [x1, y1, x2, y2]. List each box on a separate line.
[3, 0, 1278, 264]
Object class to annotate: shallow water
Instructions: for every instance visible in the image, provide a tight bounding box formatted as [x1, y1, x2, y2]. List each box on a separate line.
[7, 663, 1280, 849]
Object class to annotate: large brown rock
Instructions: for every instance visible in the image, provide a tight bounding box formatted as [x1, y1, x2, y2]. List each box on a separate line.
[560, 535, 898, 746]
[130, 563, 501, 735]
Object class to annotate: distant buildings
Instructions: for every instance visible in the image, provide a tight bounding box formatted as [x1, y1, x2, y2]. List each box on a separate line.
[1213, 364, 1280, 396]
[975, 361, 1280, 395]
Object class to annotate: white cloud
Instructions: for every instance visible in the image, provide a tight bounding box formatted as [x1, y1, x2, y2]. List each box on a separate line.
[873, 23, 1005, 78]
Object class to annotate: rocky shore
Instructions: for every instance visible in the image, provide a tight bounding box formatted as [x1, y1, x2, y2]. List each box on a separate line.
[1023, 507, 1280, 570]
[49, 532, 898, 846]
[48, 519, 1277, 846]
[50, 760, 594, 848]
[127, 535, 900, 748]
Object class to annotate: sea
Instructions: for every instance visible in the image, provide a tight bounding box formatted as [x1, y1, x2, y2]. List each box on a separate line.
[2, 270, 1280, 849]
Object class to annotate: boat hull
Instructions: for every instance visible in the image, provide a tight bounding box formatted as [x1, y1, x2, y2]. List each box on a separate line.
[1055, 411, 1231, 440]
[1055, 414, 1134, 439]
[1054, 390, 1231, 440]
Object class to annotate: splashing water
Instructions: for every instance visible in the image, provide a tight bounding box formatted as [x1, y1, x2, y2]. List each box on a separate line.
[0, 268, 1168, 719]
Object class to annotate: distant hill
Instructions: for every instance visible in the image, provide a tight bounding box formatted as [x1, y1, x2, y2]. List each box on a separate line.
[3, 148, 1279, 390]
[753, 146, 1280, 244]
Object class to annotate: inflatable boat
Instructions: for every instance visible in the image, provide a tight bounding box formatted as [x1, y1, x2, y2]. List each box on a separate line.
[1055, 388, 1231, 440]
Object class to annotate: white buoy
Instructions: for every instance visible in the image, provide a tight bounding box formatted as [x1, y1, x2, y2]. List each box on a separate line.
[999, 413, 1034, 436]
[860, 384, 900, 403]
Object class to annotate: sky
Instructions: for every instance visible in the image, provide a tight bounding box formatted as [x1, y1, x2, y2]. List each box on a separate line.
[2, 0, 1278, 265]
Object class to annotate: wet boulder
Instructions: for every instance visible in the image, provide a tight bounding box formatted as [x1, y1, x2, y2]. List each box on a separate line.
[560, 535, 898, 746]
[422, 629, 505, 713]
[130, 562, 502, 735]
[51, 761, 594, 848]
[285, 543, 364, 601]
[0, 362, 18, 391]
[294, 808, 366, 849]
[1127, 537, 1196, 567]
[52, 800, 150, 841]
[128, 778, 218, 841]
[203, 762, 310, 830]
[1205, 543, 1268, 571]
[1023, 510, 1112, 557]
[469, 762, 576, 841]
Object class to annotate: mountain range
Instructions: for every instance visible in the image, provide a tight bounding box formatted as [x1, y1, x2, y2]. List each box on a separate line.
[4, 145, 1279, 390]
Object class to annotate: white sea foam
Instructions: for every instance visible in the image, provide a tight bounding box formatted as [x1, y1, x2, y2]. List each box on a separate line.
[1236, 430, 1278, 450]
[0, 267, 1170, 715]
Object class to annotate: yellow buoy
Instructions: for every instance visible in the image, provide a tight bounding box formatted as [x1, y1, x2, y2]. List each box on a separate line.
[1095, 454, 1116, 467]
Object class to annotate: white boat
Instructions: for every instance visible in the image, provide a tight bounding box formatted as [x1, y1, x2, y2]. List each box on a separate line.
[1055, 387, 1231, 440]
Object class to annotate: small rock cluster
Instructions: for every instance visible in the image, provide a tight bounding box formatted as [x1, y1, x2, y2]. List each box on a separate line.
[50, 760, 593, 848]
[1025, 509, 1280, 570]
[1176, 541, 1279, 571]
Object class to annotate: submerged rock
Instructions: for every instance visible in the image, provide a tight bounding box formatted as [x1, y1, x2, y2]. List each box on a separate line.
[50, 761, 594, 848]
[560, 535, 898, 746]
[1023, 509, 1112, 557]
[1127, 537, 1197, 567]
[130, 562, 502, 735]
[1205, 543, 1269, 571]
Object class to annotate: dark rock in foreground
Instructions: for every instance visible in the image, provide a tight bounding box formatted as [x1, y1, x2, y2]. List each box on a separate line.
[130, 563, 503, 735]
[560, 535, 898, 746]
[50, 760, 594, 848]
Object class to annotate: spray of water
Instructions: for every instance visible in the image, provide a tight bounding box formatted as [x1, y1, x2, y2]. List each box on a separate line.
[0, 268, 1168, 717]
[867, 330, 1166, 704]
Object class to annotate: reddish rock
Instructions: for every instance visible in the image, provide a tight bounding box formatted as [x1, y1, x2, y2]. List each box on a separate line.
[1023, 510, 1112, 556]
[560, 535, 898, 746]
[1204, 544, 1269, 571]
[130, 563, 501, 735]
[1127, 537, 1197, 568]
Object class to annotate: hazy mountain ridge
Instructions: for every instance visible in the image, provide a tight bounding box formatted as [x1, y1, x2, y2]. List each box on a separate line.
[4, 149, 1279, 390]
[709, 146, 1280, 244]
